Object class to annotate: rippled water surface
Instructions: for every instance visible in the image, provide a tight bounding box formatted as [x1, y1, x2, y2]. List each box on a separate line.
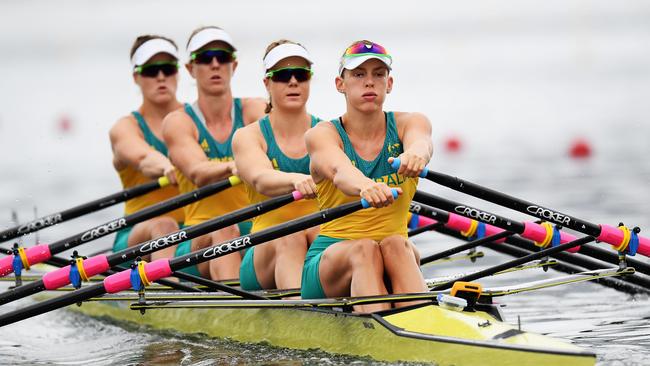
[1, 0, 650, 365]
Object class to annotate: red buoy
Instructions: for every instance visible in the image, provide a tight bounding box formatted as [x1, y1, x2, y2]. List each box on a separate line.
[444, 135, 462, 153]
[569, 138, 592, 159]
[57, 115, 73, 133]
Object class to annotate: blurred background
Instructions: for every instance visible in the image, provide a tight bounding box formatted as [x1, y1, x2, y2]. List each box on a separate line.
[0, 0, 649, 364]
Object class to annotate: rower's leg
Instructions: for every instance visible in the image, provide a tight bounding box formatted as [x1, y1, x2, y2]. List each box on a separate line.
[319, 239, 389, 313]
[379, 235, 427, 308]
[207, 225, 242, 281]
[253, 231, 309, 290]
[127, 216, 179, 261]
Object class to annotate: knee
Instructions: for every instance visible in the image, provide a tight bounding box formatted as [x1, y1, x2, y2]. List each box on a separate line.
[152, 216, 178, 233]
[349, 239, 381, 267]
[379, 235, 410, 257]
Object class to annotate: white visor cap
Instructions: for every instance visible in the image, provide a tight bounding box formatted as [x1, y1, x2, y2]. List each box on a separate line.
[263, 43, 313, 70]
[338, 54, 392, 76]
[187, 28, 236, 56]
[131, 38, 179, 68]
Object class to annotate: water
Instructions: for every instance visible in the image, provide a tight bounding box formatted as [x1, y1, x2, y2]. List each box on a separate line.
[1, 0, 650, 364]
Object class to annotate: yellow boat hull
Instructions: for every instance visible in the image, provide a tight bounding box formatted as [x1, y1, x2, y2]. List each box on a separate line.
[70, 301, 595, 366]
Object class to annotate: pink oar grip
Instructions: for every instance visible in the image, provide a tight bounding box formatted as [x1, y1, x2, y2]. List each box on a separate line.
[0, 257, 14, 277]
[484, 225, 507, 243]
[0, 244, 52, 277]
[103, 259, 172, 293]
[558, 232, 581, 253]
[43, 266, 71, 290]
[522, 222, 581, 252]
[417, 215, 437, 227]
[522, 222, 548, 243]
[598, 224, 650, 257]
[42, 256, 110, 290]
[82, 255, 111, 277]
[445, 213, 473, 233]
[292, 191, 303, 200]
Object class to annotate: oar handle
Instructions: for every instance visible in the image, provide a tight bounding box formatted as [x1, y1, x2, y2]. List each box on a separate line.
[360, 188, 399, 209]
[37, 190, 304, 292]
[389, 158, 429, 178]
[102, 194, 383, 294]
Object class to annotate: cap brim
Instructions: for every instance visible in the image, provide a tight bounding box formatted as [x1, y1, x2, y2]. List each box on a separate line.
[187, 28, 236, 55]
[131, 38, 179, 67]
[339, 55, 392, 75]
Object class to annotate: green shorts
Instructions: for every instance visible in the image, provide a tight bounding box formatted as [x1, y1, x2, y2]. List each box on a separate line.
[239, 247, 262, 290]
[112, 226, 133, 253]
[173, 239, 202, 277]
[237, 221, 252, 236]
[300, 235, 345, 299]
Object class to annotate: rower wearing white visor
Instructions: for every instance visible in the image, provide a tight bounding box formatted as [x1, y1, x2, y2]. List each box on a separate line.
[162, 26, 266, 280]
[110, 35, 186, 261]
[233, 40, 320, 291]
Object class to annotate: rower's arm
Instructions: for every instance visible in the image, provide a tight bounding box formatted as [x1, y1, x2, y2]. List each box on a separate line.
[162, 110, 234, 187]
[306, 122, 399, 208]
[394, 112, 433, 177]
[233, 126, 315, 198]
[109, 116, 175, 182]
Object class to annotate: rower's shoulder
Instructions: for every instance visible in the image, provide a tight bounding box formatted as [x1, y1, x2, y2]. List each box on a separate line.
[109, 114, 140, 142]
[162, 106, 194, 130]
[392, 111, 430, 124]
[392, 111, 431, 134]
[240, 97, 267, 124]
[305, 120, 339, 146]
[234, 119, 262, 141]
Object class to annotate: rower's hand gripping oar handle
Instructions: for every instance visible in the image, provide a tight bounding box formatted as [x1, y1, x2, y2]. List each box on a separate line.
[390, 158, 429, 178]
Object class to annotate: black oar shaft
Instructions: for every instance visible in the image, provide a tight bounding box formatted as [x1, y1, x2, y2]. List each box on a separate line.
[0, 192, 298, 305]
[421, 230, 515, 265]
[422, 170, 603, 237]
[431, 236, 596, 291]
[48, 179, 233, 255]
[0, 179, 164, 242]
[0, 199, 367, 326]
[430, 225, 649, 294]
[413, 192, 526, 233]
[168, 200, 365, 272]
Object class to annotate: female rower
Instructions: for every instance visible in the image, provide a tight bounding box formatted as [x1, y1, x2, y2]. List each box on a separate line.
[110, 35, 185, 260]
[302, 40, 433, 312]
[162, 27, 266, 280]
[233, 40, 319, 291]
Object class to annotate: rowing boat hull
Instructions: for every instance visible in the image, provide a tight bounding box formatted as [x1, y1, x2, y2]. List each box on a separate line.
[69, 300, 596, 366]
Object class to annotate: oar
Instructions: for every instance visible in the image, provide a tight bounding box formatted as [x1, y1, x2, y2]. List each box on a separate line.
[427, 221, 650, 294]
[0, 177, 240, 278]
[0, 192, 388, 326]
[391, 159, 650, 257]
[430, 235, 597, 291]
[0, 177, 170, 243]
[411, 192, 650, 278]
[0, 189, 307, 305]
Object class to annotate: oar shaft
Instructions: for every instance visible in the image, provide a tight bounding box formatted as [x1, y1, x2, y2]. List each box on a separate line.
[431, 236, 596, 291]
[420, 168, 650, 256]
[430, 225, 649, 294]
[0, 192, 300, 304]
[0, 179, 166, 243]
[0, 196, 374, 326]
[0, 178, 236, 277]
